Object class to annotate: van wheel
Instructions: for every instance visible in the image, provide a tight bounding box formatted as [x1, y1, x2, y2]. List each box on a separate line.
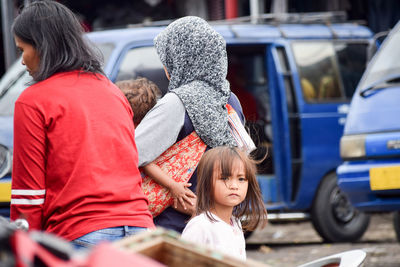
[393, 211, 400, 242]
[311, 173, 370, 242]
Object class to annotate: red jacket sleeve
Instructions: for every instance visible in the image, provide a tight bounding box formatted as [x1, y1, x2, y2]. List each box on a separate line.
[11, 102, 46, 230]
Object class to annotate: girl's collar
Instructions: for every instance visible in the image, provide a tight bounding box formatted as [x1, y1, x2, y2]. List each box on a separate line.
[208, 211, 235, 227]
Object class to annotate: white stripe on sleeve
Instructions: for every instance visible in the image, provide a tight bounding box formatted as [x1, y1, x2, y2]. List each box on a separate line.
[11, 198, 45, 205]
[11, 189, 46, 196]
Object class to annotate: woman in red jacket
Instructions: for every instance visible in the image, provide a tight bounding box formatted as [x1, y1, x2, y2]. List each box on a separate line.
[10, 0, 154, 248]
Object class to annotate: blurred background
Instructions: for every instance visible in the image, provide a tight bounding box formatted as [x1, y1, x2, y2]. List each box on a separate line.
[2, 0, 400, 77]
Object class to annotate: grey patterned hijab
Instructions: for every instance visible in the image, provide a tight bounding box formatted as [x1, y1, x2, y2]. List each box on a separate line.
[154, 16, 236, 148]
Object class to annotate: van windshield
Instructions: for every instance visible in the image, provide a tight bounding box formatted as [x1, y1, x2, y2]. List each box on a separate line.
[358, 22, 400, 90]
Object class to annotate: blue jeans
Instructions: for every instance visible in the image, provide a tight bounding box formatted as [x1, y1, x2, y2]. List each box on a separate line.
[71, 226, 147, 250]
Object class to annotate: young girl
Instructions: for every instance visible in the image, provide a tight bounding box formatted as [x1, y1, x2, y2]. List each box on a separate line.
[181, 146, 267, 261]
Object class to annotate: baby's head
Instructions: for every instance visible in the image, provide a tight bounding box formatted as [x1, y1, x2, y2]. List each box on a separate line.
[116, 77, 161, 126]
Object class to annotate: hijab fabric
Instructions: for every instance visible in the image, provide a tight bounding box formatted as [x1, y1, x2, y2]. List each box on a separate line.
[154, 16, 236, 148]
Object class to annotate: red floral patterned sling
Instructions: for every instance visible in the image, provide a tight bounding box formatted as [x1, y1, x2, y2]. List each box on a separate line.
[141, 104, 255, 217]
[141, 131, 206, 217]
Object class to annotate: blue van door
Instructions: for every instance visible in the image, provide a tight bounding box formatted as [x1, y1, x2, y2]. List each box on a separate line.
[291, 41, 358, 207]
[266, 44, 295, 207]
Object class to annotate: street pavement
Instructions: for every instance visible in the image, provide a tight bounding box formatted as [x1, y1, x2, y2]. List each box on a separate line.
[246, 213, 399, 267]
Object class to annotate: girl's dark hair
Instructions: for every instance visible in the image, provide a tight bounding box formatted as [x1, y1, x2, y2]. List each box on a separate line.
[12, 0, 104, 82]
[195, 146, 268, 231]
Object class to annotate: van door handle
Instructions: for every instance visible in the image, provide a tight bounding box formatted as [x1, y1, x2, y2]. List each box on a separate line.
[338, 104, 349, 114]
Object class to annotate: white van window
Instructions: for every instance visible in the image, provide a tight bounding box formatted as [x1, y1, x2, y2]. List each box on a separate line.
[115, 46, 169, 95]
[95, 42, 114, 67]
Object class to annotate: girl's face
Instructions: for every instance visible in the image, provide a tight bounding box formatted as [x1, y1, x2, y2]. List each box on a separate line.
[212, 159, 248, 210]
[14, 36, 40, 77]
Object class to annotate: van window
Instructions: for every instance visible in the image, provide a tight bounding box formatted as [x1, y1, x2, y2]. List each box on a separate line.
[292, 42, 344, 102]
[115, 46, 169, 94]
[359, 26, 400, 90]
[95, 42, 114, 67]
[334, 43, 367, 98]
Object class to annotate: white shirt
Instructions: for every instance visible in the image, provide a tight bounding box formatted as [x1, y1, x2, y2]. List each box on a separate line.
[181, 212, 246, 261]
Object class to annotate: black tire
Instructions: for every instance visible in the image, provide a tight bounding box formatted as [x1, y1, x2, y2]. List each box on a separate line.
[311, 173, 370, 242]
[393, 211, 400, 242]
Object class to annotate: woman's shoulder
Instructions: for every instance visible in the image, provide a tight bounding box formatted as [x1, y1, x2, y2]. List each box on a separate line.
[143, 92, 185, 115]
[142, 92, 185, 123]
[137, 92, 185, 129]
[158, 92, 183, 106]
[16, 71, 105, 106]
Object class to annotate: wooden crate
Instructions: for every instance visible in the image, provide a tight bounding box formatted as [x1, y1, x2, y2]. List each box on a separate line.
[114, 227, 270, 267]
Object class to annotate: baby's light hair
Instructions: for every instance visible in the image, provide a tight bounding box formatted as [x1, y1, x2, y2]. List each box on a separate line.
[116, 77, 161, 125]
[195, 146, 267, 231]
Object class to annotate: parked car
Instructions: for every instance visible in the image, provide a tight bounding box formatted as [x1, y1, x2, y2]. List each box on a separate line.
[0, 14, 374, 242]
[337, 21, 400, 241]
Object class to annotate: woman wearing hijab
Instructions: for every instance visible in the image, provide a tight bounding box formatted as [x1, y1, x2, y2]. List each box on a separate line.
[135, 16, 245, 233]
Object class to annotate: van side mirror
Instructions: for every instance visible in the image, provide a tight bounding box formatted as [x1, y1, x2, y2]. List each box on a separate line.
[367, 30, 390, 63]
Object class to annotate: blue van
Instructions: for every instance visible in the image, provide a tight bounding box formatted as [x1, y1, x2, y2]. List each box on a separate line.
[0, 16, 373, 242]
[337, 21, 400, 240]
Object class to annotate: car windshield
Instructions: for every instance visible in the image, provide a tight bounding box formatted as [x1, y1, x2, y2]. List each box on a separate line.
[358, 22, 400, 90]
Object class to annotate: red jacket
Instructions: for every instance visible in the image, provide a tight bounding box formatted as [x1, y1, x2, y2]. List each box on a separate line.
[11, 71, 154, 241]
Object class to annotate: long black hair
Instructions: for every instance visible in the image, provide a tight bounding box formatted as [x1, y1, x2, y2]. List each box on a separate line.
[12, 0, 104, 82]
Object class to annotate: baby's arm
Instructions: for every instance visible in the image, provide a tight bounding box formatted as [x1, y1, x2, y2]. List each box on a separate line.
[143, 162, 195, 209]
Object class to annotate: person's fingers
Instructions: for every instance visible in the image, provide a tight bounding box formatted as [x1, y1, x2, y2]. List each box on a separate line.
[173, 198, 178, 209]
[179, 197, 187, 210]
[183, 195, 194, 206]
[184, 183, 192, 188]
[184, 187, 195, 194]
[185, 190, 196, 198]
